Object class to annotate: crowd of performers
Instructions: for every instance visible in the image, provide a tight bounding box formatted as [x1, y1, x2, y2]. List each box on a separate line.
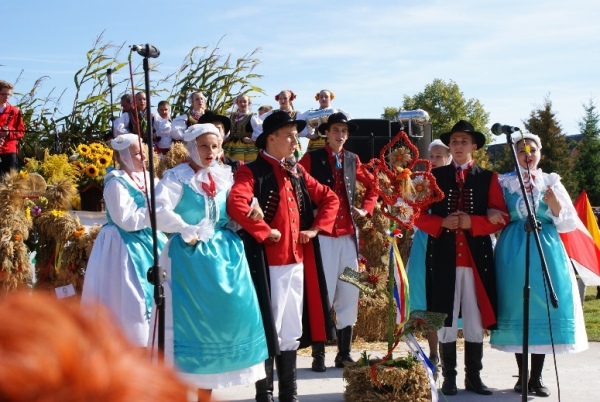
[2, 80, 592, 401]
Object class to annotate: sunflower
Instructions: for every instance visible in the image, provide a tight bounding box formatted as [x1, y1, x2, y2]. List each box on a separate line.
[97, 155, 111, 168]
[85, 164, 99, 177]
[71, 161, 85, 171]
[90, 143, 104, 152]
[77, 144, 91, 156]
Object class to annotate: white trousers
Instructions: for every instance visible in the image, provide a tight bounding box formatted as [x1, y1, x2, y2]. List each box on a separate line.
[269, 262, 304, 351]
[318, 235, 360, 329]
[438, 267, 485, 343]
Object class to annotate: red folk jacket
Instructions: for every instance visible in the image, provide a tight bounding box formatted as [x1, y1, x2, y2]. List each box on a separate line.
[0, 104, 25, 154]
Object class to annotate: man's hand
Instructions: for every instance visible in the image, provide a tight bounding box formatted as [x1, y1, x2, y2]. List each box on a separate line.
[351, 206, 367, 220]
[267, 229, 281, 242]
[456, 211, 472, 229]
[246, 204, 264, 221]
[487, 208, 508, 225]
[442, 212, 460, 230]
[299, 227, 320, 244]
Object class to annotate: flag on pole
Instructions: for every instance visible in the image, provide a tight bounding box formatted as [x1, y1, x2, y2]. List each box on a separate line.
[559, 190, 600, 285]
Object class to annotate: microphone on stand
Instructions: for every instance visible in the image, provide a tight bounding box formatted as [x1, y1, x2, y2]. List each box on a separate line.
[131, 44, 160, 58]
[491, 123, 521, 136]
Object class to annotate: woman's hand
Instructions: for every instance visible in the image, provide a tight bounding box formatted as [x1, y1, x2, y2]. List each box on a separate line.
[242, 137, 254, 144]
[487, 208, 508, 225]
[543, 186, 562, 216]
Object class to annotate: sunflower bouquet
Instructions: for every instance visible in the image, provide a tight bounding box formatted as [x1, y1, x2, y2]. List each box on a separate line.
[70, 142, 114, 187]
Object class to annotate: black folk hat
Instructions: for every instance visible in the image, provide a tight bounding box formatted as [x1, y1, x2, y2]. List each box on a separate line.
[439, 120, 486, 149]
[317, 112, 359, 135]
[255, 111, 307, 149]
[198, 111, 231, 136]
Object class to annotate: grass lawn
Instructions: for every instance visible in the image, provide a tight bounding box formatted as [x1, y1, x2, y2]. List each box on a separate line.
[584, 286, 600, 342]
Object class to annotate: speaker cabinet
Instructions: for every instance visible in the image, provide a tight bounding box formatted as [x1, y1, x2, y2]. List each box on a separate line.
[344, 119, 391, 163]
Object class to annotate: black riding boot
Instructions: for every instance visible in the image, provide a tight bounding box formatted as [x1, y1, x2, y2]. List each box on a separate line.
[464, 341, 492, 395]
[311, 342, 326, 372]
[529, 353, 550, 397]
[334, 326, 355, 368]
[514, 353, 523, 393]
[275, 351, 298, 402]
[439, 341, 458, 396]
[255, 357, 274, 402]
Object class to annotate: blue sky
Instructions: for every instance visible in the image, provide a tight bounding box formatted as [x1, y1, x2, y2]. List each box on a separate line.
[3, 0, 599, 140]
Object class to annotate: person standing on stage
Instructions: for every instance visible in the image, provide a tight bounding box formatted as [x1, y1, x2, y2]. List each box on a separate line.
[223, 94, 262, 163]
[152, 123, 268, 401]
[198, 110, 243, 173]
[414, 120, 508, 396]
[113, 91, 154, 139]
[170, 91, 207, 141]
[488, 133, 588, 397]
[227, 111, 339, 402]
[298, 112, 378, 372]
[260, 90, 307, 160]
[406, 139, 453, 371]
[0, 80, 25, 177]
[154, 100, 172, 156]
[82, 134, 166, 348]
[303, 89, 352, 153]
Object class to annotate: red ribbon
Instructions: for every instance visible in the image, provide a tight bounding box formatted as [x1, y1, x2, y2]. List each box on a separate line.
[201, 172, 216, 197]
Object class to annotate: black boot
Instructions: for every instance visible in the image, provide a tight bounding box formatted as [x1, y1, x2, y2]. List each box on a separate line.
[311, 342, 326, 372]
[334, 326, 355, 368]
[275, 351, 298, 402]
[528, 354, 550, 397]
[464, 341, 493, 395]
[439, 342, 458, 396]
[255, 357, 274, 402]
[513, 353, 523, 393]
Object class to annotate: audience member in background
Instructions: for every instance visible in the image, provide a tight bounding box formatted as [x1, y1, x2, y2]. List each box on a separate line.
[154, 100, 172, 156]
[171, 91, 208, 141]
[258, 104, 273, 117]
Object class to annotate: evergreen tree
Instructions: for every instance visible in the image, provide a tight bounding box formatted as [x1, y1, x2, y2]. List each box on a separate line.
[523, 95, 577, 197]
[573, 99, 600, 205]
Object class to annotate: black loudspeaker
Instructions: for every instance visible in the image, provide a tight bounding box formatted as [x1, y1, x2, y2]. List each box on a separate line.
[344, 119, 391, 163]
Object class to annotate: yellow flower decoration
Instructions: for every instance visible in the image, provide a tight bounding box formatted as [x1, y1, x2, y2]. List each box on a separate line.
[72, 161, 85, 171]
[85, 164, 99, 177]
[50, 210, 65, 218]
[77, 144, 91, 156]
[90, 143, 103, 152]
[97, 156, 111, 168]
[19, 170, 29, 179]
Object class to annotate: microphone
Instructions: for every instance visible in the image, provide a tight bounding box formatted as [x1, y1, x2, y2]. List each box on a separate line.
[107, 68, 113, 86]
[491, 123, 521, 136]
[131, 44, 160, 58]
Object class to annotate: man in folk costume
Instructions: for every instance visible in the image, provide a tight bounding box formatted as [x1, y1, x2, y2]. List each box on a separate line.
[0, 80, 25, 177]
[113, 91, 154, 139]
[298, 112, 378, 372]
[227, 111, 339, 402]
[414, 120, 508, 396]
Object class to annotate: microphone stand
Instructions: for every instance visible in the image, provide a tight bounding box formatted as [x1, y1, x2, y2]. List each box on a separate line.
[505, 131, 558, 402]
[107, 68, 115, 139]
[138, 45, 166, 360]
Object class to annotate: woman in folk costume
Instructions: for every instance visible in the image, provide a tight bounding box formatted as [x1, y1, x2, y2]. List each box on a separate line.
[259, 90, 307, 160]
[488, 133, 588, 397]
[223, 94, 262, 163]
[150, 123, 267, 400]
[82, 134, 166, 347]
[170, 91, 207, 141]
[303, 89, 352, 153]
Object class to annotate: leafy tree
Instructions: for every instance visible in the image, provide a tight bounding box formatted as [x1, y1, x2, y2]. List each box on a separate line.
[523, 95, 577, 197]
[396, 79, 491, 166]
[381, 107, 399, 121]
[573, 99, 600, 205]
